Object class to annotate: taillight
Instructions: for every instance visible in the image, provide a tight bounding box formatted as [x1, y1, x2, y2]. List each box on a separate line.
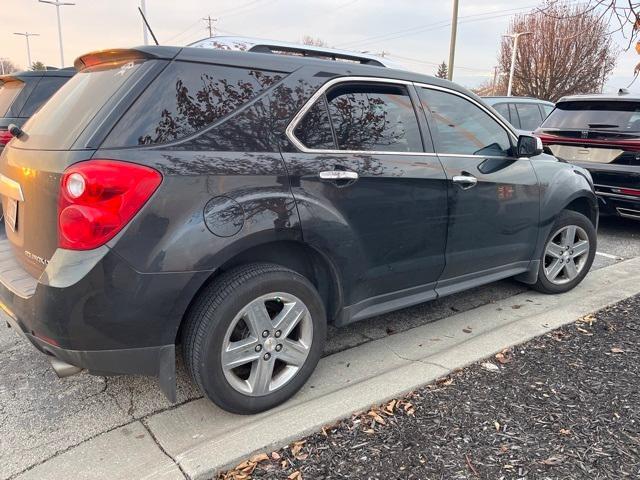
[0, 130, 12, 146]
[58, 160, 162, 250]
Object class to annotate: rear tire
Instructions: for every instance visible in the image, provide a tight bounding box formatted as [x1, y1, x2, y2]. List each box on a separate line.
[182, 263, 326, 414]
[532, 210, 596, 294]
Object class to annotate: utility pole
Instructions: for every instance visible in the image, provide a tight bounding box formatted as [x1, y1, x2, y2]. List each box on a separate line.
[141, 0, 149, 45]
[503, 31, 531, 96]
[39, 1, 75, 68]
[14, 32, 39, 69]
[203, 15, 217, 38]
[447, 0, 459, 81]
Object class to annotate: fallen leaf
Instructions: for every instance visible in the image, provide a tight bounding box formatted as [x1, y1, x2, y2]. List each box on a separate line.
[368, 410, 386, 425]
[250, 453, 269, 463]
[436, 376, 454, 386]
[494, 421, 500, 432]
[610, 347, 625, 354]
[559, 428, 571, 436]
[495, 351, 511, 364]
[385, 399, 396, 414]
[288, 471, 302, 480]
[542, 455, 564, 466]
[271, 451, 281, 460]
[291, 441, 306, 457]
[482, 362, 500, 372]
[462, 327, 472, 333]
[363, 428, 375, 434]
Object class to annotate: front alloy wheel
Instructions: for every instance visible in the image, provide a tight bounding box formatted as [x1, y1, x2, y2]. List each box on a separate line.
[543, 225, 590, 285]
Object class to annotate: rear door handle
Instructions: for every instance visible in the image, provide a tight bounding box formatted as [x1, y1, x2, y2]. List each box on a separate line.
[319, 170, 359, 181]
[452, 174, 478, 190]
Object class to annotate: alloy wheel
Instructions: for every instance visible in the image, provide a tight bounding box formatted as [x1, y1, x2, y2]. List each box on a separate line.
[543, 225, 590, 285]
[220, 292, 313, 396]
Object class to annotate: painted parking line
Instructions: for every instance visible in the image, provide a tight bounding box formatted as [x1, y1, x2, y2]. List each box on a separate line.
[596, 251, 624, 260]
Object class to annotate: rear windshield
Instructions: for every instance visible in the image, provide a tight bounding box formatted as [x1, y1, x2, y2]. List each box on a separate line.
[19, 61, 144, 150]
[0, 81, 24, 117]
[543, 101, 640, 132]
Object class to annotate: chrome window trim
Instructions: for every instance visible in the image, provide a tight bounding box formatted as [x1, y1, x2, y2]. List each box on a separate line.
[285, 75, 519, 157]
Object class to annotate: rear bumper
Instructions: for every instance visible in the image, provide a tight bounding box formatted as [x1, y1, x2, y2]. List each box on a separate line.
[571, 161, 640, 220]
[0, 232, 210, 401]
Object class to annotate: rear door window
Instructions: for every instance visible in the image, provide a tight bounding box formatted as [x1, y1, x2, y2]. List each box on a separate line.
[293, 97, 336, 150]
[0, 81, 24, 117]
[515, 103, 543, 130]
[103, 62, 284, 147]
[18, 76, 69, 117]
[541, 104, 553, 118]
[20, 60, 146, 150]
[325, 83, 423, 152]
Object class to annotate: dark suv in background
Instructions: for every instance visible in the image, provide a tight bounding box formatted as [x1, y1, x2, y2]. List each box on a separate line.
[0, 45, 597, 414]
[484, 96, 554, 131]
[536, 91, 640, 220]
[0, 68, 75, 150]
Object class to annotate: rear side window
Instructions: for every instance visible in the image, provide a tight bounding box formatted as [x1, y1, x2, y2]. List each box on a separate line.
[419, 88, 512, 157]
[20, 60, 145, 150]
[325, 83, 423, 152]
[542, 101, 640, 131]
[492, 103, 510, 123]
[0, 81, 23, 116]
[541, 104, 553, 118]
[19, 76, 69, 117]
[515, 103, 543, 131]
[104, 62, 284, 147]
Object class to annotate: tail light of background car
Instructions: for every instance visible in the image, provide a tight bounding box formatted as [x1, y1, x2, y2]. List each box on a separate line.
[0, 129, 12, 146]
[536, 131, 640, 152]
[58, 160, 162, 250]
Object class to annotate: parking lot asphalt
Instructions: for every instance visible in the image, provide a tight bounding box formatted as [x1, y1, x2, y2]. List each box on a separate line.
[0, 216, 638, 479]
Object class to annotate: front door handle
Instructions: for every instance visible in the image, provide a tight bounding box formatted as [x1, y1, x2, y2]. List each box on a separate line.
[452, 174, 478, 190]
[319, 170, 359, 181]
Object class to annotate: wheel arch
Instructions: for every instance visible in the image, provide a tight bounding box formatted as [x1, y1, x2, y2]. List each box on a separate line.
[175, 240, 343, 344]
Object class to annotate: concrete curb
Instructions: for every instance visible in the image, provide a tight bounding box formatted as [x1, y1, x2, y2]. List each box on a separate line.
[16, 257, 640, 480]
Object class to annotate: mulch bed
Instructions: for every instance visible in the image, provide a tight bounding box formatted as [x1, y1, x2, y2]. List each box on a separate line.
[219, 295, 640, 479]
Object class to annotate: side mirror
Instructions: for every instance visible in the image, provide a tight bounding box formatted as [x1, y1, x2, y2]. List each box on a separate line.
[517, 134, 543, 157]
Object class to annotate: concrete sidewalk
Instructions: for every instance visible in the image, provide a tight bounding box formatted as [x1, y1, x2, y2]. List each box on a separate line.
[11, 256, 640, 480]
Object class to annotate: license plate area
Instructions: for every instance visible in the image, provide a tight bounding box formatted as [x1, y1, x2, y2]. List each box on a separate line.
[6, 197, 17, 232]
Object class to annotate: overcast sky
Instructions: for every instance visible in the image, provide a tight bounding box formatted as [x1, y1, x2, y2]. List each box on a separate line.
[1, 0, 638, 91]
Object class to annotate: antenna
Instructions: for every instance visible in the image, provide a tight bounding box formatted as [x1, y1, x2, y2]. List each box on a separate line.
[137, 6, 159, 45]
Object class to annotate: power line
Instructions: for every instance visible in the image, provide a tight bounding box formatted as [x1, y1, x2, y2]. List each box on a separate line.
[203, 15, 217, 37]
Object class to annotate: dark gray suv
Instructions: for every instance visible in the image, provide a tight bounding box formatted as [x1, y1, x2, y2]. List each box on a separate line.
[0, 45, 597, 414]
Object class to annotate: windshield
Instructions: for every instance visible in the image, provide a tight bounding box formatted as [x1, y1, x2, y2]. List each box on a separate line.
[542, 101, 640, 132]
[19, 60, 145, 150]
[0, 80, 24, 117]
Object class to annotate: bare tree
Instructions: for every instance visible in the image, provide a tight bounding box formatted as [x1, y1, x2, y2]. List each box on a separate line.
[0, 59, 19, 75]
[301, 36, 328, 47]
[497, 3, 616, 101]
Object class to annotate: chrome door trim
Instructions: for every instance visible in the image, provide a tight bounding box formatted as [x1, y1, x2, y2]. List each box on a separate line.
[0, 174, 24, 202]
[285, 75, 519, 156]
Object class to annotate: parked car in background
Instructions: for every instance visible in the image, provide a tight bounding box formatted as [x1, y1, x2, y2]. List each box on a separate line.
[484, 96, 554, 131]
[0, 44, 597, 415]
[0, 68, 75, 150]
[536, 91, 640, 220]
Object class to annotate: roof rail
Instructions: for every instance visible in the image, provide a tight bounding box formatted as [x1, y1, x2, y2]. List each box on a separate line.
[187, 36, 406, 70]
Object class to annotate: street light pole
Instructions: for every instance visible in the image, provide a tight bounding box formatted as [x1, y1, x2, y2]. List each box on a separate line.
[503, 31, 531, 96]
[447, 0, 459, 81]
[13, 32, 40, 69]
[39, 1, 75, 68]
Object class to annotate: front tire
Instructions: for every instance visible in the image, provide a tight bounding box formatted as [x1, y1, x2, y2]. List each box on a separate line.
[532, 210, 596, 294]
[183, 263, 326, 414]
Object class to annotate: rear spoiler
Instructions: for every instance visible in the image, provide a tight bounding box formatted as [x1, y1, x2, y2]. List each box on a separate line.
[74, 46, 180, 71]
